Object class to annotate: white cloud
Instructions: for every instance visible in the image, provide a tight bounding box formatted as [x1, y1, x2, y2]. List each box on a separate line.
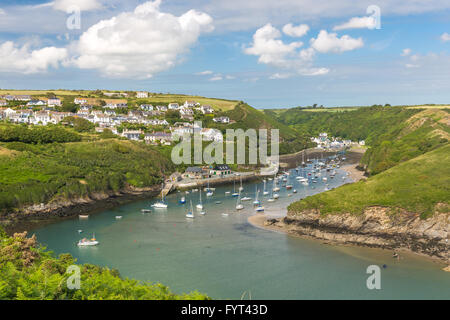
[72, 0, 213, 78]
[244, 24, 330, 76]
[405, 63, 419, 68]
[333, 16, 376, 30]
[209, 75, 223, 81]
[282, 23, 309, 37]
[0, 8, 5, 15]
[244, 23, 303, 68]
[269, 73, 292, 79]
[0, 41, 68, 73]
[401, 48, 411, 56]
[441, 32, 450, 42]
[310, 30, 363, 53]
[53, 0, 103, 12]
[225, 75, 236, 80]
[195, 70, 213, 75]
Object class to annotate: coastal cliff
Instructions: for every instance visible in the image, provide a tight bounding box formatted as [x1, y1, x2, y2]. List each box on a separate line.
[265, 207, 449, 263]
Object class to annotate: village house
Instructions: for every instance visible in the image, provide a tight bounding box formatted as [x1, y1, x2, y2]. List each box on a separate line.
[136, 91, 149, 99]
[201, 128, 223, 142]
[140, 104, 153, 111]
[104, 109, 116, 116]
[168, 103, 180, 110]
[200, 105, 214, 114]
[50, 112, 73, 123]
[105, 102, 127, 109]
[31, 111, 51, 125]
[210, 164, 232, 177]
[9, 110, 31, 124]
[74, 98, 88, 105]
[93, 113, 111, 124]
[104, 92, 128, 97]
[183, 101, 198, 108]
[0, 99, 7, 107]
[47, 98, 62, 107]
[155, 105, 168, 112]
[7, 95, 32, 101]
[212, 116, 230, 124]
[121, 129, 142, 141]
[144, 132, 172, 145]
[182, 167, 204, 179]
[27, 100, 47, 107]
[3, 108, 17, 118]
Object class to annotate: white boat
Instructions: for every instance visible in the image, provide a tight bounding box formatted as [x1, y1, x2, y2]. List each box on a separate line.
[241, 196, 252, 201]
[232, 179, 239, 197]
[78, 230, 83, 233]
[236, 192, 244, 210]
[239, 175, 244, 191]
[186, 201, 195, 218]
[152, 187, 168, 208]
[196, 190, 204, 210]
[199, 210, 206, 215]
[77, 234, 99, 247]
[267, 198, 275, 202]
[206, 191, 214, 197]
[79, 215, 89, 219]
[302, 181, 309, 186]
[323, 177, 328, 181]
[253, 187, 260, 205]
[263, 180, 269, 195]
[225, 191, 231, 194]
[273, 193, 279, 199]
[179, 196, 186, 204]
[115, 216, 122, 219]
[293, 189, 297, 193]
[221, 213, 229, 217]
[255, 206, 264, 212]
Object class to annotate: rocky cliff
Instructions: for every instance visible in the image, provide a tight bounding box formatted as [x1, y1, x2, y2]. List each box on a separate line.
[266, 206, 449, 263]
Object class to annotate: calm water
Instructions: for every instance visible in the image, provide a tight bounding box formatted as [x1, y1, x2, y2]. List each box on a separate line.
[33, 165, 450, 299]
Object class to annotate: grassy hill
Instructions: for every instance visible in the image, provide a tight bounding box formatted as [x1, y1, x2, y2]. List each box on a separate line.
[289, 144, 450, 219]
[0, 139, 174, 215]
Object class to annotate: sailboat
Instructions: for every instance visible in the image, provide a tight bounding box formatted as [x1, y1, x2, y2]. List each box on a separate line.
[179, 196, 186, 204]
[196, 190, 204, 210]
[239, 175, 244, 191]
[236, 192, 244, 210]
[255, 205, 264, 212]
[272, 178, 280, 192]
[253, 186, 260, 205]
[206, 181, 214, 197]
[152, 187, 168, 208]
[263, 180, 269, 195]
[232, 179, 239, 197]
[186, 201, 194, 218]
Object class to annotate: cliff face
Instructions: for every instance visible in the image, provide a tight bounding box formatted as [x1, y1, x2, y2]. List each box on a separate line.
[269, 207, 449, 262]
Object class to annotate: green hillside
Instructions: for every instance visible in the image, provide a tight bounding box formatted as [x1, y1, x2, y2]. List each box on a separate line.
[0, 139, 174, 215]
[289, 143, 450, 219]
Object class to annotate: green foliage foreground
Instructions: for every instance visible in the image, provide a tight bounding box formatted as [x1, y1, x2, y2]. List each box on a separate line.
[289, 144, 450, 219]
[0, 229, 209, 300]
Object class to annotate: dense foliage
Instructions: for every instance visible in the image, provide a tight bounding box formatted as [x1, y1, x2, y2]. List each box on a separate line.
[0, 139, 174, 213]
[0, 229, 209, 300]
[0, 125, 81, 144]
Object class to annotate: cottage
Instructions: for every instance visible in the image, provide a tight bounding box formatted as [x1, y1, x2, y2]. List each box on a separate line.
[201, 128, 223, 142]
[183, 167, 203, 179]
[47, 98, 62, 107]
[156, 105, 168, 112]
[27, 100, 47, 106]
[14, 95, 32, 101]
[122, 129, 142, 141]
[74, 98, 88, 105]
[140, 104, 153, 111]
[0, 100, 7, 107]
[210, 164, 232, 177]
[200, 105, 214, 114]
[212, 116, 230, 124]
[136, 91, 149, 99]
[32, 111, 51, 125]
[168, 103, 179, 110]
[145, 132, 172, 144]
[183, 101, 198, 108]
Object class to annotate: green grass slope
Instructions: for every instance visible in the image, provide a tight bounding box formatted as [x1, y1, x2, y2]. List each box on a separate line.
[0, 139, 174, 214]
[289, 144, 450, 219]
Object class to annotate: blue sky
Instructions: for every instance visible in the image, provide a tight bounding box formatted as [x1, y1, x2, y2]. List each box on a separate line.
[0, 0, 449, 108]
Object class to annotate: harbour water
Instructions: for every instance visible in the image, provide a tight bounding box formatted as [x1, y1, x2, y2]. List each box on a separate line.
[33, 165, 450, 299]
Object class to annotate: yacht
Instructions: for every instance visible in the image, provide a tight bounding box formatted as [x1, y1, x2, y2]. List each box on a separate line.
[186, 201, 194, 218]
[236, 192, 244, 210]
[255, 205, 264, 212]
[77, 234, 99, 247]
[179, 196, 186, 204]
[196, 191, 204, 210]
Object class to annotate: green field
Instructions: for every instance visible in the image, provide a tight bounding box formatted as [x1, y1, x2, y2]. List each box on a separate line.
[289, 144, 450, 218]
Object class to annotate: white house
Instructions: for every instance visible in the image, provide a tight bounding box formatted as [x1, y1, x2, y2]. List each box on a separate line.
[140, 104, 153, 111]
[74, 98, 88, 105]
[183, 100, 198, 108]
[200, 105, 214, 114]
[27, 100, 47, 107]
[168, 103, 179, 110]
[201, 128, 223, 142]
[32, 111, 51, 125]
[212, 116, 230, 124]
[0, 100, 7, 107]
[136, 92, 149, 99]
[121, 129, 142, 141]
[47, 98, 62, 107]
[93, 113, 111, 124]
[145, 132, 172, 144]
[156, 105, 168, 112]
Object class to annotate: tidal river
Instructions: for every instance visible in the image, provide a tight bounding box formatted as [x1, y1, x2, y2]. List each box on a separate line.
[33, 165, 450, 299]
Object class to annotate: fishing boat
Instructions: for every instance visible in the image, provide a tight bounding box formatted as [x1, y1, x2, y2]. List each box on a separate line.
[77, 234, 99, 247]
[179, 196, 186, 204]
[186, 201, 194, 218]
[236, 192, 244, 210]
[196, 190, 204, 210]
